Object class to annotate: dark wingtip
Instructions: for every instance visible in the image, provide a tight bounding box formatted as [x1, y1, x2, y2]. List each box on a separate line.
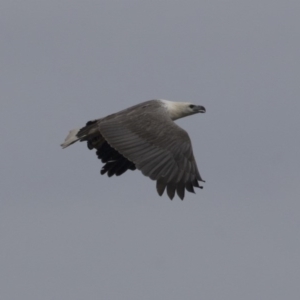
[185, 182, 195, 194]
[157, 189, 164, 196]
[167, 185, 176, 200]
[176, 182, 185, 200]
[168, 192, 175, 200]
[156, 180, 167, 197]
[178, 193, 184, 200]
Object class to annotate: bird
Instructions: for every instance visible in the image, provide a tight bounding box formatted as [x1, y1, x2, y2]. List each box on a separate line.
[61, 99, 206, 200]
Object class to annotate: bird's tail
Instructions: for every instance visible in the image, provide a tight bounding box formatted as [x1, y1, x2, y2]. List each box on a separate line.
[60, 129, 80, 148]
[61, 120, 100, 149]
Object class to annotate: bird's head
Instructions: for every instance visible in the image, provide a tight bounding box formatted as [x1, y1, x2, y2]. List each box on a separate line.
[185, 103, 206, 116]
[161, 100, 206, 120]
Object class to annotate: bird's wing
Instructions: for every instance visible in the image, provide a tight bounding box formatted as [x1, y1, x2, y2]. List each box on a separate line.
[97, 101, 204, 200]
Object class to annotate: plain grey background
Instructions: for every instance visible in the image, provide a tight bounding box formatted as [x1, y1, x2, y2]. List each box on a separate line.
[1, 1, 299, 299]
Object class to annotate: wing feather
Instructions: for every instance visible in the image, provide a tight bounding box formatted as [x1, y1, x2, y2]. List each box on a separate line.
[97, 100, 204, 200]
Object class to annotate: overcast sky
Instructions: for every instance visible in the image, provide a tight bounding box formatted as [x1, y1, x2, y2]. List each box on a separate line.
[1, 1, 300, 299]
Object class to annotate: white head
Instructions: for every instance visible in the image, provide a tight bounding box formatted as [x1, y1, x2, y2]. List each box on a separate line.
[160, 99, 206, 120]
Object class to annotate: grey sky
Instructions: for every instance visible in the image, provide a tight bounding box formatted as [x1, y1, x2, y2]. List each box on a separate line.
[1, 1, 300, 299]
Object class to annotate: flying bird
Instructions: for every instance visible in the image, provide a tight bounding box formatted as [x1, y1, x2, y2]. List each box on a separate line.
[61, 99, 206, 200]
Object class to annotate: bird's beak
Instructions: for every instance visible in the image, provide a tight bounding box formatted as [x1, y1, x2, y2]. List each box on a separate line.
[196, 105, 206, 113]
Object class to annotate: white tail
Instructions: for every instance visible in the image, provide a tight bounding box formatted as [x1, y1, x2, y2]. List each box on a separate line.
[61, 129, 80, 148]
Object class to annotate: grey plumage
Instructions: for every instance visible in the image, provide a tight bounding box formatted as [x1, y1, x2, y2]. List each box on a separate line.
[61, 99, 206, 200]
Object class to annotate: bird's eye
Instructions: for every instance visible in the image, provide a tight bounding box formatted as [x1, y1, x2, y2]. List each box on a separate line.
[189, 105, 195, 109]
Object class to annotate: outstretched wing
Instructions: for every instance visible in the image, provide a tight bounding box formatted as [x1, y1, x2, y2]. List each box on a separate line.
[97, 101, 204, 200]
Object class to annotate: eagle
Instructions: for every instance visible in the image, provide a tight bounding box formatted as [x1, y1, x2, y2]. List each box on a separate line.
[61, 99, 206, 200]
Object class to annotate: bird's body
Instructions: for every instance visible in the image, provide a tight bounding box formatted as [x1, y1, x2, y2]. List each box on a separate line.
[61, 99, 206, 200]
